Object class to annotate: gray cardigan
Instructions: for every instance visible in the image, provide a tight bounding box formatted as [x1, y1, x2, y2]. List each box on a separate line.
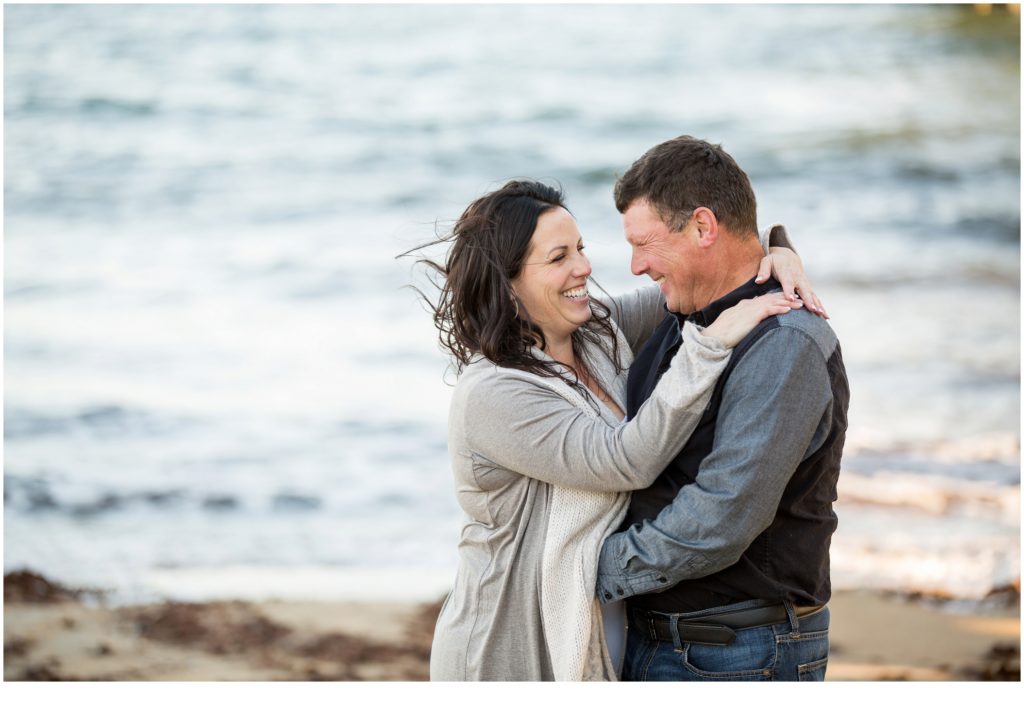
[429, 285, 732, 680]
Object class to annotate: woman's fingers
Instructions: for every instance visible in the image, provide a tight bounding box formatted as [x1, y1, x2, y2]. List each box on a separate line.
[771, 265, 798, 301]
[782, 281, 797, 301]
[755, 292, 801, 319]
[709, 293, 805, 346]
[811, 292, 829, 319]
[759, 251, 828, 318]
[793, 281, 829, 318]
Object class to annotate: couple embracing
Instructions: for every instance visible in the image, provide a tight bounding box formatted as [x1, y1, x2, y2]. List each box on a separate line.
[418, 135, 849, 682]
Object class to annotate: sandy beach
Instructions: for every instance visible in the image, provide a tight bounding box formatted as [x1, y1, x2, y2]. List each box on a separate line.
[3, 570, 1018, 682]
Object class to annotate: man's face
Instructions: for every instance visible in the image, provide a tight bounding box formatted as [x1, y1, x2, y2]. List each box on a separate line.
[623, 200, 703, 314]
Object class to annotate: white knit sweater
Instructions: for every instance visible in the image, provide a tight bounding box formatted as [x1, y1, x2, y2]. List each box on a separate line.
[537, 327, 633, 681]
[537, 321, 730, 680]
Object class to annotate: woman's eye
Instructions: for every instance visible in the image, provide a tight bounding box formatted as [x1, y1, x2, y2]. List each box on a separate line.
[550, 254, 565, 263]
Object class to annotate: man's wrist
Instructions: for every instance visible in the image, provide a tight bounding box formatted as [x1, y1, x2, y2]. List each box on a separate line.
[597, 531, 623, 577]
[596, 532, 674, 603]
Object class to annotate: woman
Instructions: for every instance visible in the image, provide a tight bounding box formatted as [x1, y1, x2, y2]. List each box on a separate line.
[417, 180, 816, 681]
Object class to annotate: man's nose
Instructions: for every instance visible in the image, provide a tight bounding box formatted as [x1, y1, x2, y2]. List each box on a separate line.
[630, 252, 646, 277]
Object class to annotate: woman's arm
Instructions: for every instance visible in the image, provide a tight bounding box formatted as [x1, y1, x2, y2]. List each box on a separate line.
[460, 293, 801, 492]
[756, 224, 828, 318]
[606, 284, 665, 355]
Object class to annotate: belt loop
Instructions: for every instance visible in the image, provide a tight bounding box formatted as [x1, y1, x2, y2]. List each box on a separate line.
[669, 613, 684, 651]
[783, 601, 800, 636]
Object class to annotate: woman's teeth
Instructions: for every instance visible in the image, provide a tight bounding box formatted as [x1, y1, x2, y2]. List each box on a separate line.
[562, 286, 588, 299]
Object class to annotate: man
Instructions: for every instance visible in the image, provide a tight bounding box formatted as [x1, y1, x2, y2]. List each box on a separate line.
[596, 136, 849, 681]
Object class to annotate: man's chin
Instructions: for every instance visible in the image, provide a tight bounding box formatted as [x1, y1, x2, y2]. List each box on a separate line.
[665, 301, 695, 315]
[660, 289, 683, 314]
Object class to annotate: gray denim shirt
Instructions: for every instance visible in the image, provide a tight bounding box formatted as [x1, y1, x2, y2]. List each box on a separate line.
[595, 306, 843, 605]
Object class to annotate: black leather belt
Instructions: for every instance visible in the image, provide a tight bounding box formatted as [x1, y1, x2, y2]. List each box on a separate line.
[629, 603, 825, 646]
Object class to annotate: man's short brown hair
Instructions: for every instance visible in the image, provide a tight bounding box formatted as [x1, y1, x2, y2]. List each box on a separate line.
[614, 136, 758, 237]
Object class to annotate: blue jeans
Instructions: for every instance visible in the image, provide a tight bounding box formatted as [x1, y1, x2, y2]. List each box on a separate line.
[622, 601, 830, 681]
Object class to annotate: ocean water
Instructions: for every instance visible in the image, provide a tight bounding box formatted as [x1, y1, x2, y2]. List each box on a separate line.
[4, 4, 1020, 604]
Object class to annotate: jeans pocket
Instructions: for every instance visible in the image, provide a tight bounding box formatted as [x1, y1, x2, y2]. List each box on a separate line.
[680, 626, 777, 681]
[798, 656, 829, 681]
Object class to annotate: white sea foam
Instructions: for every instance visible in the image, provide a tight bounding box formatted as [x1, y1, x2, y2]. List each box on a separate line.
[838, 472, 1019, 521]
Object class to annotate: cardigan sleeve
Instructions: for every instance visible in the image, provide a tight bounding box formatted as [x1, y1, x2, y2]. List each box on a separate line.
[604, 285, 665, 356]
[460, 322, 730, 493]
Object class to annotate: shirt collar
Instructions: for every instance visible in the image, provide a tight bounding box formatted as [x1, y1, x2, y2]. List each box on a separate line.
[672, 276, 781, 328]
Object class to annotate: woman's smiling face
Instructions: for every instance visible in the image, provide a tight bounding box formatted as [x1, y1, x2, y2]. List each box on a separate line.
[512, 206, 593, 345]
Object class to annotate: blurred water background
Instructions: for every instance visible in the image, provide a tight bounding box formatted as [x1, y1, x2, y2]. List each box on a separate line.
[4, 4, 1020, 606]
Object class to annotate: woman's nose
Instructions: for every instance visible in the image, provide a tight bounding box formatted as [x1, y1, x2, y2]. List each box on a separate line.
[575, 253, 592, 278]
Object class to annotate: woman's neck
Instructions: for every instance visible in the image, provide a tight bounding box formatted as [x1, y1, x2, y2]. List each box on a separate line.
[542, 330, 625, 420]
[544, 334, 576, 369]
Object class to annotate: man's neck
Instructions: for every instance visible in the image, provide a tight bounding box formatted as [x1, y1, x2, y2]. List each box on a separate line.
[693, 237, 765, 311]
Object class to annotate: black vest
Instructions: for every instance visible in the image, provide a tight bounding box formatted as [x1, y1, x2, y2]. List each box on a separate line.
[622, 278, 849, 612]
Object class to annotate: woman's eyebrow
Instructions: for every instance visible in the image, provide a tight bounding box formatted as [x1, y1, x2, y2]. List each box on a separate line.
[549, 237, 584, 253]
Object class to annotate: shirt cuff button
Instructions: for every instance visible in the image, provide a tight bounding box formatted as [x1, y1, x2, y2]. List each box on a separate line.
[615, 587, 624, 595]
[658, 577, 668, 583]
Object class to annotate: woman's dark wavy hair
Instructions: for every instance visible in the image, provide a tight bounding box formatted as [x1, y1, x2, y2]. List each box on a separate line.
[402, 180, 622, 400]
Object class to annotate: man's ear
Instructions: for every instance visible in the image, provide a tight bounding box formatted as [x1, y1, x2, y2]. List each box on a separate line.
[693, 207, 719, 249]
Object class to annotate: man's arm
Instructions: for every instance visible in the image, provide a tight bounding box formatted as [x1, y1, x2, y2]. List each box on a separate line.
[595, 324, 833, 602]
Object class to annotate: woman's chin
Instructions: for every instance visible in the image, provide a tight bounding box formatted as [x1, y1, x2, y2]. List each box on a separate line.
[573, 306, 593, 328]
